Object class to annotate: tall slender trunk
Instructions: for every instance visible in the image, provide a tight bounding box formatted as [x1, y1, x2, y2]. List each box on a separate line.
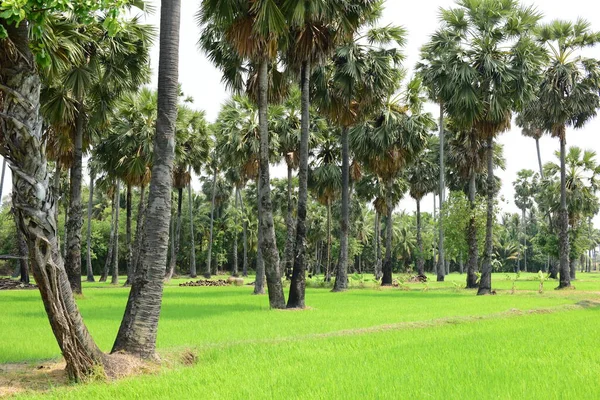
[466, 169, 479, 289]
[382, 180, 394, 286]
[522, 208, 527, 273]
[416, 198, 425, 277]
[12, 192, 29, 284]
[432, 193, 437, 275]
[283, 164, 295, 280]
[165, 187, 183, 280]
[112, 0, 180, 358]
[437, 102, 445, 282]
[0, 22, 103, 380]
[333, 126, 350, 292]
[124, 185, 133, 285]
[254, 176, 265, 295]
[375, 211, 382, 279]
[100, 192, 116, 282]
[232, 186, 239, 276]
[86, 172, 95, 282]
[557, 134, 571, 288]
[535, 138, 544, 178]
[239, 189, 248, 277]
[189, 176, 196, 278]
[53, 167, 61, 252]
[132, 184, 146, 275]
[205, 167, 217, 278]
[478, 137, 494, 295]
[65, 101, 84, 294]
[111, 181, 120, 285]
[325, 200, 332, 282]
[62, 176, 68, 261]
[0, 158, 6, 205]
[256, 58, 285, 308]
[287, 60, 310, 308]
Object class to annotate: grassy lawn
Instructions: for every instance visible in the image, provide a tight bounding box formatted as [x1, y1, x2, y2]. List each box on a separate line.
[2, 272, 600, 399]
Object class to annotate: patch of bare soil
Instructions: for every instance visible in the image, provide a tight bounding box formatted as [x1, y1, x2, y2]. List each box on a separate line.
[0, 278, 36, 290]
[179, 279, 231, 287]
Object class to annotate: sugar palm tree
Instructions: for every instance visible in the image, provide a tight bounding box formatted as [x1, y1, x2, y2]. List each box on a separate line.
[513, 169, 538, 272]
[431, 0, 544, 295]
[530, 19, 600, 289]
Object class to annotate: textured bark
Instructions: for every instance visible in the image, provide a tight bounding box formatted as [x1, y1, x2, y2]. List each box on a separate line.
[570, 257, 577, 280]
[466, 169, 479, 288]
[165, 187, 182, 280]
[0, 23, 103, 380]
[382, 181, 394, 286]
[111, 181, 120, 285]
[12, 194, 30, 284]
[100, 193, 116, 282]
[112, 0, 179, 358]
[124, 184, 133, 285]
[256, 59, 285, 308]
[437, 102, 445, 282]
[333, 127, 350, 292]
[416, 198, 425, 277]
[85, 173, 95, 282]
[283, 165, 295, 280]
[204, 167, 217, 278]
[287, 61, 310, 308]
[132, 184, 146, 276]
[65, 102, 84, 294]
[188, 177, 196, 278]
[232, 187, 239, 276]
[557, 135, 571, 289]
[478, 137, 494, 295]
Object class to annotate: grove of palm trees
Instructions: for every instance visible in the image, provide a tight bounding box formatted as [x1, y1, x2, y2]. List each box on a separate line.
[1, 0, 600, 398]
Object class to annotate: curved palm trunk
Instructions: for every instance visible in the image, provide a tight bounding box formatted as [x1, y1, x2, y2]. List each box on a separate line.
[333, 127, 350, 292]
[188, 178, 197, 278]
[0, 23, 103, 380]
[256, 59, 285, 308]
[437, 103, 446, 282]
[112, 0, 180, 358]
[111, 181, 120, 285]
[86, 172, 95, 282]
[478, 137, 494, 295]
[232, 186, 239, 276]
[205, 167, 217, 279]
[124, 184, 133, 285]
[100, 193, 116, 282]
[557, 135, 571, 288]
[416, 198, 425, 277]
[132, 184, 146, 275]
[466, 169, 479, 288]
[288, 61, 310, 308]
[283, 164, 295, 280]
[382, 181, 394, 286]
[165, 187, 183, 280]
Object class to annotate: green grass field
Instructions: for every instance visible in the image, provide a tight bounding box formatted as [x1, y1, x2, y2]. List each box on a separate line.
[2, 272, 600, 399]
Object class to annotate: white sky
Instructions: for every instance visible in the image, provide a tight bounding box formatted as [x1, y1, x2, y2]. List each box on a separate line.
[2, 0, 599, 223]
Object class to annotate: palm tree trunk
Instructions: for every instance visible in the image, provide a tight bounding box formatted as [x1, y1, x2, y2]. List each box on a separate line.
[188, 176, 197, 278]
[112, 0, 180, 358]
[570, 256, 577, 280]
[86, 172, 95, 282]
[239, 189, 248, 277]
[0, 158, 6, 205]
[522, 208, 527, 273]
[466, 169, 479, 289]
[478, 137, 494, 295]
[12, 192, 30, 284]
[326, 200, 332, 282]
[124, 184, 133, 285]
[283, 164, 295, 280]
[100, 192, 116, 282]
[205, 167, 217, 278]
[375, 211, 382, 279]
[254, 175, 265, 295]
[232, 186, 239, 276]
[557, 135, 571, 288]
[437, 102, 445, 282]
[288, 60, 311, 308]
[165, 187, 183, 280]
[416, 198, 425, 277]
[536, 138, 544, 178]
[432, 193, 437, 275]
[132, 184, 146, 275]
[65, 102, 85, 294]
[0, 22, 103, 379]
[257, 58, 285, 308]
[333, 126, 350, 292]
[382, 181, 394, 286]
[111, 180, 120, 285]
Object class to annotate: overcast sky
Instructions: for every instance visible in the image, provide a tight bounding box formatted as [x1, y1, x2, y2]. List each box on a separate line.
[2, 0, 599, 222]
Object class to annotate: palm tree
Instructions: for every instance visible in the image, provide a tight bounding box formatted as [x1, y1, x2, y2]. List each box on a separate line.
[516, 113, 545, 178]
[407, 136, 439, 279]
[513, 169, 538, 272]
[531, 19, 600, 289]
[112, 0, 181, 358]
[431, 0, 544, 295]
